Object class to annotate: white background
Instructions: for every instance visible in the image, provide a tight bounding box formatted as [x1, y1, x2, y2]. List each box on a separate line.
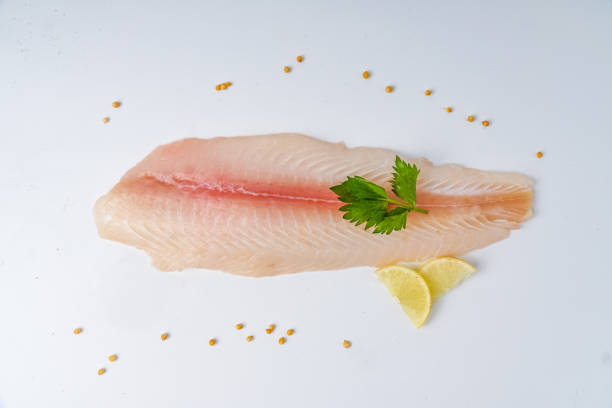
[1, 0, 611, 406]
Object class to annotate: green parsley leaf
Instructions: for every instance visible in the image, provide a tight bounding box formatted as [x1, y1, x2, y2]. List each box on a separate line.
[330, 176, 388, 230]
[330, 176, 388, 204]
[330, 156, 428, 234]
[390, 155, 419, 206]
[373, 207, 408, 234]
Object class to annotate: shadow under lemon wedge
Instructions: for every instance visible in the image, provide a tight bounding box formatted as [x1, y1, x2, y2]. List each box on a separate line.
[375, 257, 476, 328]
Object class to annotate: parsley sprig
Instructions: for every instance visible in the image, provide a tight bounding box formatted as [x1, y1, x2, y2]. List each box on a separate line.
[330, 156, 428, 234]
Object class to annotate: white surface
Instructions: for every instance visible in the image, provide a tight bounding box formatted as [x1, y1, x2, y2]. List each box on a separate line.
[1, 0, 611, 406]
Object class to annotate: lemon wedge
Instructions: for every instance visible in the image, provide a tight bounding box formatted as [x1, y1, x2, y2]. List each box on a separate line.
[418, 257, 476, 302]
[375, 265, 432, 328]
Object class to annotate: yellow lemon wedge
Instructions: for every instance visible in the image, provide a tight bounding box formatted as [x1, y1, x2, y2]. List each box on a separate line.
[418, 257, 476, 302]
[375, 265, 432, 328]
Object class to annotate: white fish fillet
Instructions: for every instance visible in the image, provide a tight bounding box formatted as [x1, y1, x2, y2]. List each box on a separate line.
[94, 133, 532, 276]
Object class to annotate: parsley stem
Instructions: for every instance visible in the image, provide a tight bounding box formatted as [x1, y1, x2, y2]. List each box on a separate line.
[386, 198, 411, 208]
[387, 198, 429, 214]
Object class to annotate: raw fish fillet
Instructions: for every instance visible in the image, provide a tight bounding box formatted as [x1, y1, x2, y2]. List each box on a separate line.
[94, 134, 532, 276]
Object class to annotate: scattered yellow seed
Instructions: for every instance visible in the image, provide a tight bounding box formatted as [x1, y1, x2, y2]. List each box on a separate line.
[445, 107, 453, 113]
[265, 328, 272, 334]
[424, 89, 432, 96]
[286, 329, 294, 336]
[482, 120, 490, 127]
[296, 55, 303, 63]
[467, 115, 475, 122]
[278, 337, 286, 345]
[209, 338, 216, 346]
[362, 71, 370, 79]
[283, 66, 291, 73]
[160, 333, 169, 341]
[536, 151, 543, 158]
[97, 368, 105, 375]
[246, 335, 254, 342]
[342, 340, 352, 349]
[73, 328, 82, 335]
[102, 117, 110, 124]
[268, 324, 275, 331]
[235, 323, 244, 330]
[216, 82, 232, 91]
[385, 85, 394, 93]
[112, 101, 121, 108]
[108, 354, 117, 362]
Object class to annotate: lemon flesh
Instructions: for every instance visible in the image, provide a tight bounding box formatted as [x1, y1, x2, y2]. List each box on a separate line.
[418, 257, 476, 302]
[375, 265, 432, 328]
